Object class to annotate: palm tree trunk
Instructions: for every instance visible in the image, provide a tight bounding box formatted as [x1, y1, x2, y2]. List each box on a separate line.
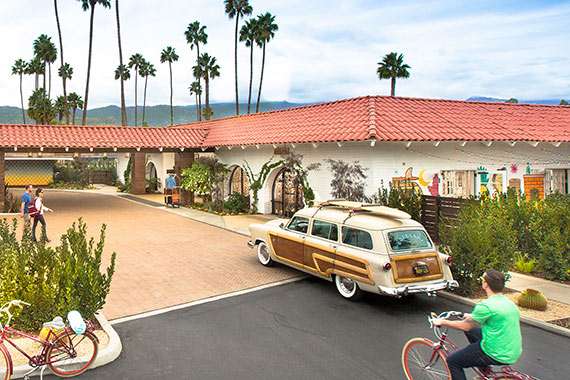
[391, 77, 396, 97]
[195, 93, 199, 121]
[169, 62, 173, 126]
[42, 61, 47, 124]
[72, 108, 76, 124]
[142, 75, 148, 125]
[234, 17, 239, 115]
[116, 0, 127, 126]
[48, 62, 52, 99]
[134, 67, 138, 126]
[19, 73, 26, 124]
[205, 76, 210, 119]
[247, 44, 253, 114]
[82, 6, 96, 126]
[54, 0, 69, 124]
[256, 42, 266, 113]
[196, 47, 202, 121]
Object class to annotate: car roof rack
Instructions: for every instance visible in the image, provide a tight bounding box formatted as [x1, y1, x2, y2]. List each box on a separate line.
[315, 200, 412, 220]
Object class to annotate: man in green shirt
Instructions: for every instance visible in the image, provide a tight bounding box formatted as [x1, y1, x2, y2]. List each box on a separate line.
[433, 269, 522, 380]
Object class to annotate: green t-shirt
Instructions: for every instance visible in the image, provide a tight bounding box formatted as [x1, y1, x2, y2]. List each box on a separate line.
[471, 295, 522, 364]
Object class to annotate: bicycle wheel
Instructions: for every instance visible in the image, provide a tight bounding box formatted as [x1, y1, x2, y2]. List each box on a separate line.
[402, 338, 451, 380]
[46, 330, 98, 377]
[0, 344, 10, 380]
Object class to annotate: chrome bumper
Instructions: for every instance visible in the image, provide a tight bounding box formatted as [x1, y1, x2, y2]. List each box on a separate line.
[378, 280, 459, 297]
[247, 240, 255, 248]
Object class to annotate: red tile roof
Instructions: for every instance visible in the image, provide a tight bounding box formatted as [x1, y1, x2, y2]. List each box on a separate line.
[174, 96, 570, 147]
[1, 96, 569, 150]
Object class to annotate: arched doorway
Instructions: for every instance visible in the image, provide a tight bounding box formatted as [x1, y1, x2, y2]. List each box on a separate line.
[229, 166, 251, 207]
[272, 168, 303, 216]
[146, 161, 158, 192]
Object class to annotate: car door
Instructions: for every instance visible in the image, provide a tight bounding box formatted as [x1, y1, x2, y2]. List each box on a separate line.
[303, 219, 338, 278]
[268, 216, 308, 268]
[332, 226, 375, 285]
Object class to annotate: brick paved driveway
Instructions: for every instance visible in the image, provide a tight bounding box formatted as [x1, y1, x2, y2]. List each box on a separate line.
[12, 190, 298, 320]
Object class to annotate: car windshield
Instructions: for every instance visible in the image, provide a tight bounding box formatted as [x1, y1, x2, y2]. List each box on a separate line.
[387, 230, 432, 251]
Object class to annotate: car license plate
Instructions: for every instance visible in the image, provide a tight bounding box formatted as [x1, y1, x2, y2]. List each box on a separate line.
[414, 264, 430, 275]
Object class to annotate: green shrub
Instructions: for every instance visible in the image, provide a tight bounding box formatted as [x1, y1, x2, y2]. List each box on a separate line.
[3, 186, 21, 213]
[0, 218, 116, 332]
[224, 192, 248, 214]
[501, 188, 541, 260]
[515, 252, 536, 274]
[53, 159, 89, 188]
[438, 195, 517, 296]
[377, 181, 423, 222]
[531, 193, 570, 280]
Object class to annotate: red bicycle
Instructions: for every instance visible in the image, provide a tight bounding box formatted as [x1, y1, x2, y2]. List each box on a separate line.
[0, 300, 98, 380]
[402, 310, 540, 380]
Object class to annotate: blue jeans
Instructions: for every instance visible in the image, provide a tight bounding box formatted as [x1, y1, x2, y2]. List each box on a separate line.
[446, 328, 505, 380]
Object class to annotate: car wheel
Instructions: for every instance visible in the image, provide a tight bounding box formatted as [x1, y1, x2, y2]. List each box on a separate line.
[334, 275, 363, 301]
[257, 241, 274, 267]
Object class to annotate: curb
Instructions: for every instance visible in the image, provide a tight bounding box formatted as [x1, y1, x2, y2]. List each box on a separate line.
[11, 313, 122, 379]
[439, 291, 570, 339]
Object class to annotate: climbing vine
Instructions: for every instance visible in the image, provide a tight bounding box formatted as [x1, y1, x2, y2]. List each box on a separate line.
[243, 158, 284, 213]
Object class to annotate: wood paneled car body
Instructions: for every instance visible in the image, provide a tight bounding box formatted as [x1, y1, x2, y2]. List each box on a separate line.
[248, 201, 458, 300]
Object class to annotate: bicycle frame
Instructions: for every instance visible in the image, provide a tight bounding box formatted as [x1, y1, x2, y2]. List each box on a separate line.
[0, 324, 61, 373]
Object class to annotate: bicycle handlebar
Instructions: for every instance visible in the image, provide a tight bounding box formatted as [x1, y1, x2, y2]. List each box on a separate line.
[428, 310, 464, 339]
[0, 300, 31, 328]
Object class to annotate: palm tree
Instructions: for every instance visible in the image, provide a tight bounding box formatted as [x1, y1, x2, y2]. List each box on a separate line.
[45, 41, 57, 99]
[225, 0, 252, 116]
[195, 53, 220, 121]
[188, 81, 202, 122]
[254, 12, 278, 113]
[26, 57, 43, 90]
[11, 59, 28, 124]
[184, 21, 208, 121]
[28, 89, 56, 125]
[33, 34, 57, 124]
[55, 95, 66, 122]
[115, 0, 127, 126]
[239, 18, 258, 114]
[54, 0, 69, 123]
[58, 63, 73, 82]
[160, 47, 179, 126]
[78, 0, 112, 125]
[139, 61, 156, 126]
[67, 92, 83, 125]
[376, 52, 411, 97]
[128, 53, 145, 126]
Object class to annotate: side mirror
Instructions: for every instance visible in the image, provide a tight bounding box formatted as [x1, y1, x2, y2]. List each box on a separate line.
[279, 223, 285, 229]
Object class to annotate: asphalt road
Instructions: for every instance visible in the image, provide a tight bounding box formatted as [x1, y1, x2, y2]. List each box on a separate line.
[47, 278, 568, 380]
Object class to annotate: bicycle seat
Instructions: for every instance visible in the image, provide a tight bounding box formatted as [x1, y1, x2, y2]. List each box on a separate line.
[43, 316, 65, 330]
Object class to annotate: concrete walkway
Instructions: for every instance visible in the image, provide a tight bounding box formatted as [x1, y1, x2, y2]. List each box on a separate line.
[508, 271, 570, 305]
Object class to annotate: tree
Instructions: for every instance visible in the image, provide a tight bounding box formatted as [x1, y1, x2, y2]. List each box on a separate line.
[194, 53, 220, 120]
[188, 81, 202, 122]
[54, 0, 69, 124]
[11, 59, 28, 124]
[67, 92, 84, 125]
[560, 99, 569, 105]
[78, 0, 112, 125]
[160, 46, 179, 126]
[34, 34, 57, 121]
[377, 52, 411, 97]
[239, 18, 258, 114]
[128, 53, 145, 126]
[325, 159, 368, 201]
[255, 12, 278, 113]
[139, 61, 156, 126]
[26, 56, 43, 90]
[58, 63, 73, 82]
[225, 0, 253, 116]
[115, 0, 127, 126]
[28, 88, 56, 125]
[505, 98, 518, 104]
[184, 21, 208, 121]
[55, 95, 67, 122]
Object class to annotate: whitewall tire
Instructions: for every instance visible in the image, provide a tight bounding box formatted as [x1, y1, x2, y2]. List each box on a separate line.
[257, 241, 274, 267]
[334, 275, 363, 301]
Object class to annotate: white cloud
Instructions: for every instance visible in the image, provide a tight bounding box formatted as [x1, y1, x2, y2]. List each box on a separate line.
[0, 0, 569, 110]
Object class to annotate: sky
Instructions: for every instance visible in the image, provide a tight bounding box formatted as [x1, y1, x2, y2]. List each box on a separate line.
[1, 0, 569, 109]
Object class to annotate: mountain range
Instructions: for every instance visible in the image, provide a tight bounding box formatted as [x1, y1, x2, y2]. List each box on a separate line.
[1, 96, 567, 126]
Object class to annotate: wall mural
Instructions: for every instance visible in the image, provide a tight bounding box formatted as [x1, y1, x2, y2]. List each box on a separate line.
[392, 167, 438, 195]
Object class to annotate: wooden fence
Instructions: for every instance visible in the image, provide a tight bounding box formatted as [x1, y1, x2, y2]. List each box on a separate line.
[88, 170, 113, 185]
[421, 195, 470, 243]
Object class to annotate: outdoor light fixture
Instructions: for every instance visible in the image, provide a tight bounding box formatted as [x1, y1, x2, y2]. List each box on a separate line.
[103, 152, 107, 158]
[337, 142, 343, 147]
[65, 147, 69, 152]
[312, 143, 318, 148]
[460, 141, 467, 147]
[74, 152, 79, 158]
[89, 147, 94, 152]
[159, 147, 163, 152]
[125, 153, 130, 158]
[290, 143, 296, 148]
[136, 147, 141, 151]
[38, 152, 42, 157]
[13, 146, 17, 151]
[255, 145, 260, 149]
[433, 141, 441, 147]
[241, 146, 245, 150]
[180, 147, 185, 152]
[114, 147, 117, 152]
[40, 147, 44, 152]
[370, 140, 375, 147]
[509, 141, 517, 147]
[405, 141, 412, 148]
[28, 152, 33, 157]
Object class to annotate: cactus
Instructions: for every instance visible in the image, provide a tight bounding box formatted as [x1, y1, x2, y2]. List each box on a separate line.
[517, 288, 548, 311]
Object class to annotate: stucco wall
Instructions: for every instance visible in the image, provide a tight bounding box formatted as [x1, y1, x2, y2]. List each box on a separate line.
[214, 141, 570, 214]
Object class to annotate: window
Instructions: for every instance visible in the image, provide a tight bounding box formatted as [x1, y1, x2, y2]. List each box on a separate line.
[287, 217, 309, 234]
[311, 220, 338, 241]
[387, 230, 432, 251]
[341, 227, 373, 250]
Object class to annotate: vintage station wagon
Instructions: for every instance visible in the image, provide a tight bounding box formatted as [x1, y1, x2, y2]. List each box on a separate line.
[248, 201, 458, 300]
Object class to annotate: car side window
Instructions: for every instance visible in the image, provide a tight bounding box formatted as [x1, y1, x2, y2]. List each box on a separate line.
[342, 227, 373, 250]
[311, 220, 338, 241]
[287, 217, 309, 234]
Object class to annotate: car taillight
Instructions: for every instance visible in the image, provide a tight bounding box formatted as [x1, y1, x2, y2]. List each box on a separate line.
[383, 262, 392, 271]
[446, 256, 453, 264]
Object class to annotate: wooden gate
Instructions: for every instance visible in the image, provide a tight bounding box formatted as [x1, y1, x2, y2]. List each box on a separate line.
[421, 195, 470, 243]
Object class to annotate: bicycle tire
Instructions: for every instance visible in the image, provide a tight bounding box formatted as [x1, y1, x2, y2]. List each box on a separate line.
[402, 337, 451, 380]
[46, 330, 98, 378]
[0, 344, 10, 380]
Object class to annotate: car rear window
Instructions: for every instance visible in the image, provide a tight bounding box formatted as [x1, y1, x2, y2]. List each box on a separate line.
[341, 227, 373, 250]
[311, 220, 338, 241]
[287, 217, 309, 234]
[387, 230, 432, 251]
